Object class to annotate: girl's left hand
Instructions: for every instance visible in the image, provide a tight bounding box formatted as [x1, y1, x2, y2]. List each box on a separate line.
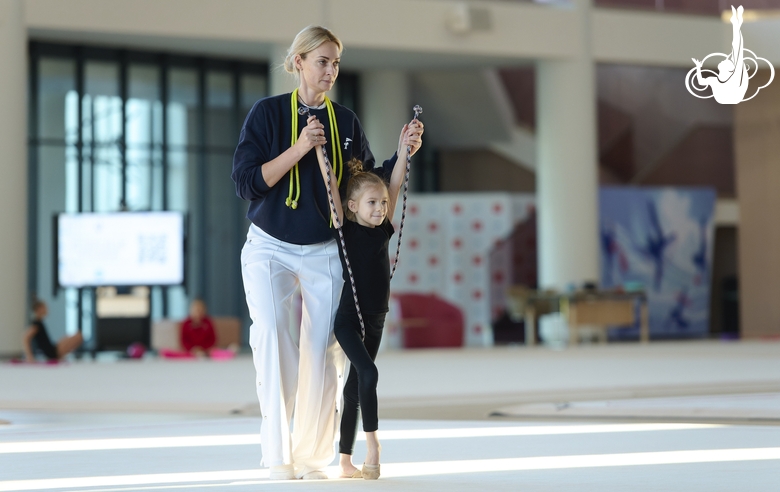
[398, 120, 424, 157]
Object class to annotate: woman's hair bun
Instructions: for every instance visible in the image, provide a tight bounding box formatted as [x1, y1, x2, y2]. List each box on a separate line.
[283, 55, 296, 74]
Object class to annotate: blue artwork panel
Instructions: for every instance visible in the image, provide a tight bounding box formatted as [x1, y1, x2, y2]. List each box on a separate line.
[600, 187, 716, 338]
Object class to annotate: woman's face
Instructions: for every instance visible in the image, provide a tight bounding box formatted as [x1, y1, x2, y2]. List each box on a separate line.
[296, 41, 340, 94]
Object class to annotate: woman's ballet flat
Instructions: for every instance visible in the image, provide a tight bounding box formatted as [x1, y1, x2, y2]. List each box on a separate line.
[361, 463, 380, 480]
[340, 469, 363, 479]
[269, 465, 295, 480]
[301, 470, 328, 480]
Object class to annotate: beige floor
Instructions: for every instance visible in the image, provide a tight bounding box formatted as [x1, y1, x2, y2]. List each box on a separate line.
[3, 340, 780, 418]
[1, 340, 780, 491]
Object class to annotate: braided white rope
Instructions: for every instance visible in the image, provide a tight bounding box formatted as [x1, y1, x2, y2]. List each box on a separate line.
[389, 105, 422, 280]
[301, 105, 421, 339]
[324, 153, 366, 339]
[300, 107, 366, 338]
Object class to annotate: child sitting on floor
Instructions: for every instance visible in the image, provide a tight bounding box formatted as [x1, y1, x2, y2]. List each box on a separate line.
[181, 299, 216, 355]
[23, 299, 83, 362]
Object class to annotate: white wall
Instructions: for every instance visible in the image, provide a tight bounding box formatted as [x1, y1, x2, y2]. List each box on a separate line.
[592, 9, 729, 67]
[24, 0, 733, 68]
[0, 0, 28, 356]
[361, 70, 409, 166]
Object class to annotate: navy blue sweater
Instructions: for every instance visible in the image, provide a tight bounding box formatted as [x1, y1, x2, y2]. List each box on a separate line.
[232, 93, 397, 245]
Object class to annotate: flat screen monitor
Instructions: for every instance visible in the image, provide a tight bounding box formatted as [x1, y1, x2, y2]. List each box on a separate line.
[57, 212, 185, 287]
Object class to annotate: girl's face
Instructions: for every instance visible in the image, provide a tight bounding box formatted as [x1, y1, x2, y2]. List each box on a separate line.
[35, 304, 48, 319]
[349, 185, 389, 228]
[190, 300, 206, 320]
[296, 41, 340, 95]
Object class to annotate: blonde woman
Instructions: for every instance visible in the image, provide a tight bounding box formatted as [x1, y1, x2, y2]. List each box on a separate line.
[232, 25, 423, 480]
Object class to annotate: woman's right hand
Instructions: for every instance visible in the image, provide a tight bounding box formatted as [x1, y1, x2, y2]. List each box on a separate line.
[296, 115, 327, 154]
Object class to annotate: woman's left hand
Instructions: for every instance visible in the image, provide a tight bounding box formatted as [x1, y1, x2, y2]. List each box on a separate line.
[399, 119, 424, 157]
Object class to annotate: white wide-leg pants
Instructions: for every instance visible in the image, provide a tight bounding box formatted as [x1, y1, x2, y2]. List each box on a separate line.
[241, 224, 345, 476]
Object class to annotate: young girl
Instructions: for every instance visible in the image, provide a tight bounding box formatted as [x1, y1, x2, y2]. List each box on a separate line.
[23, 299, 83, 362]
[314, 122, 414, 480]
[181, 299, 216, 354]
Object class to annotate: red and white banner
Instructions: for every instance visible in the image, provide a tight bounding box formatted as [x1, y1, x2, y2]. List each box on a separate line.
[390, 193, 535, 347]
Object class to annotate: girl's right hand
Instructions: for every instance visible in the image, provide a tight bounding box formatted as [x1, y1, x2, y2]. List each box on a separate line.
[296, 115, 327, 153]
[397, 123, 417, 157]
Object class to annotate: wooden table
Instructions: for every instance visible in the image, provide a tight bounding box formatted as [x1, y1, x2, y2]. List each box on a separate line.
[517, 290, 649, 346]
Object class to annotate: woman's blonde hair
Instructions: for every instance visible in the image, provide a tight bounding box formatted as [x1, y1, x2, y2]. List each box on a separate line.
[283, 26, 343, 77]
[344, 158, 388, 222]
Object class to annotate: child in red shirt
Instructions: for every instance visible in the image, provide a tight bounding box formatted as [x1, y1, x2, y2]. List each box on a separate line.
[181, 299, 216, 353]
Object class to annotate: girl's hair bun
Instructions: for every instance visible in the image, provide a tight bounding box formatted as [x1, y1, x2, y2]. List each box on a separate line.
[346, 157, 364, 176]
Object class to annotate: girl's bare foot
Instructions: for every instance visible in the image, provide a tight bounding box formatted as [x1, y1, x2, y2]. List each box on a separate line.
[339, 453, 361, 478]
[364, 431, 381, 466]
[362, 434, 382, 482]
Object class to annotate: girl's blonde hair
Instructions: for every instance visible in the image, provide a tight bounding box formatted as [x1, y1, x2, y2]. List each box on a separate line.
[283, 26, 343, 78]
[344, 158, 388, 222]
